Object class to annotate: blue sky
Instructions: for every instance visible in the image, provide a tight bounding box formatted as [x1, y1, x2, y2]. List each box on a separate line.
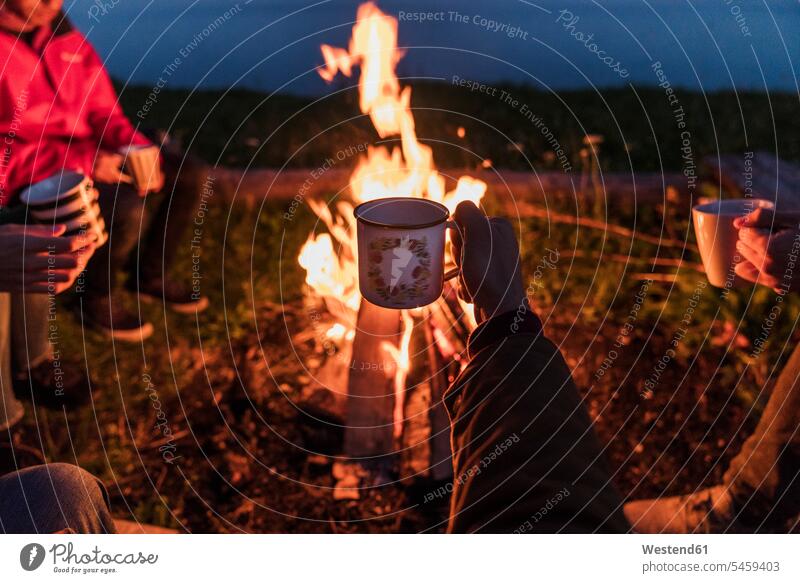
[65, 0, 799, 94]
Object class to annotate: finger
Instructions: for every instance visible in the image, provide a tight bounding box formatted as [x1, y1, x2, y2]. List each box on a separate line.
[23, 224, 67, 238]
[73, 244, 97, 267]
[47, 235, 95, 254]
[108, 153, 124, 166]
[735, 206, 800, 230]
[734, 261, 778, 289]
[23, 254, 79, 272]
[454, 201, 489, 235]
[736, 238, 765, 267]
[734, 260, 760, 283]
[453, 201, 491, 253]
[738, 226, 771, 250]
[734, 206, 773, 229]
[20, 272, 70, 288]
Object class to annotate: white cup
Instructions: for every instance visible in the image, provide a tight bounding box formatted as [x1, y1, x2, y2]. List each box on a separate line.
[20, 170, 107, 246]
[355, 197, 460, 309]
[692, 198, 774, 288]
[118, 145, 163, 193]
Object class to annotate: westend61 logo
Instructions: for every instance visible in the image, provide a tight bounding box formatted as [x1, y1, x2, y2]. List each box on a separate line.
[19, 542, 158, 575]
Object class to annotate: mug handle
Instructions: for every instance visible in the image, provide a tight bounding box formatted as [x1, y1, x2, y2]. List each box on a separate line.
[444, 220, 461, 281]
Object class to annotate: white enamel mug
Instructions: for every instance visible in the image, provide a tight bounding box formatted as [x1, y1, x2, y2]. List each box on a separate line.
[692, 198, 774, 288]
[20, 170, 108, 246]
[355, 197, 460, 309]
[118, 145, 163, 193]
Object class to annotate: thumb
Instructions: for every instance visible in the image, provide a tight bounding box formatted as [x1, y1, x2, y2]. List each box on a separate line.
[734, 205, 800, 230]
[453, 200, 491, 252]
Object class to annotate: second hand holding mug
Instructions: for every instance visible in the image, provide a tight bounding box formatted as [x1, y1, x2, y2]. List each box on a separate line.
[355, 197, 460, 309]
[118, 145, 163, 194]
[20, 170, 108, 246]
[692, 198, 774, 288]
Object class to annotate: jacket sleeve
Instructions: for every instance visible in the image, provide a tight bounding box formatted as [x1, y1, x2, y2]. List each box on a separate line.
[445, 311, 630, 533]
[82, 45, 151, 152]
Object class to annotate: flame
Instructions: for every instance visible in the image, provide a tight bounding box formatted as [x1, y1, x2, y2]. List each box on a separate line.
[382, 309, 415, 439]
[299, 1, 485, 427]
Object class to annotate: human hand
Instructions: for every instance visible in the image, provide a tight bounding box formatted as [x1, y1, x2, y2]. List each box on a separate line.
[0, 224, 96, 294]
[451, 201, 527, 324]
[142, 162, 165, 197]
[93, 152, 126, 185]
[734, 206, 800, 293]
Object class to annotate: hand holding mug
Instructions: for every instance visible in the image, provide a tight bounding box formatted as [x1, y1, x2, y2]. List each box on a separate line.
[451, 201, 527, 324]
[0, 224, 96, 294]
[734, 206, 800, 293]
[93, 152, 126, 185]
[118, 145, 164, 196]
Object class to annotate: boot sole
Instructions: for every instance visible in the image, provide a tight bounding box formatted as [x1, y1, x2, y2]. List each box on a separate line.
[135, 291, 210, 314]
[86, 320, 154, 342]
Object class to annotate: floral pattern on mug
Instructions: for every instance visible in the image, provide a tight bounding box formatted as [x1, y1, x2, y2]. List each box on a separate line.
[367, 236, 432, 303]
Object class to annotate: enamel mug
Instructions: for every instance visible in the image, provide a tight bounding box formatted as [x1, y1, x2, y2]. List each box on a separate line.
[355, 197, 459, 309]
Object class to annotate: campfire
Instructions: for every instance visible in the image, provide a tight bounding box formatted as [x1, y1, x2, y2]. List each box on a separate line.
[298, 2, 487, 494]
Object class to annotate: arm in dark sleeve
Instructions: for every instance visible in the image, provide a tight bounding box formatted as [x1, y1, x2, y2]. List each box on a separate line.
[445, 310, 630, 533]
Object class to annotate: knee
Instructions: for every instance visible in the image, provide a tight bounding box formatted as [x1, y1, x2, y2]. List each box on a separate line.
[102, 186, 146, 231]
[41, 463, 109, 509]
[45, 463, 102, 492]
[22, 463, 113, 533]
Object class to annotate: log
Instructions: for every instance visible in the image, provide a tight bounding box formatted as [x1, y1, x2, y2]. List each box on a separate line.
[423, 318, 454, 482]
[208, 165, 684, 207]
[704, 152, 800, 210]
[343, 300, 400, 459]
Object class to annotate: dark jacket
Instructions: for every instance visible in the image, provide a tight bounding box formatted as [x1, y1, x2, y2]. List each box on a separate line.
[445, 311, 631, 533]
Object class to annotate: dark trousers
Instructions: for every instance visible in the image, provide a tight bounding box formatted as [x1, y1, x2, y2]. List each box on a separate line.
[84, 156, 205, 297]
[0, 463, 115, 533]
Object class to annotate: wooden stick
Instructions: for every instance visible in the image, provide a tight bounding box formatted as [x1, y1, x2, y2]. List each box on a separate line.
[559, 250, 704, 273]
[512, 203, 698, 252]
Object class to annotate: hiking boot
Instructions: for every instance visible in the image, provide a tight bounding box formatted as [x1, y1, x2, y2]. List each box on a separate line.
[82, 295, 153, 342]
[129, 277, 209, 314]
[13, 358, 91, 410]
[624, 485, 738, 533]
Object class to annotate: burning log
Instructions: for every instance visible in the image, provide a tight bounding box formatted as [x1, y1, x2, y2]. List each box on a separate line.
[343, 300, 401, 459]
[422, 317, 454, 482]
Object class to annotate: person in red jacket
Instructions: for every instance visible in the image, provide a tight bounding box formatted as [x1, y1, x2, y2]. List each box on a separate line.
[0, 0, 208, 341]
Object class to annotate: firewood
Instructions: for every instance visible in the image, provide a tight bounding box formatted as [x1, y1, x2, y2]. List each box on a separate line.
[343, 300, 401, 458]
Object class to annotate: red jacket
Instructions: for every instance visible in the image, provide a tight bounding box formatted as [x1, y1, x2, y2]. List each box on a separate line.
[0, 16, 150, 204]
